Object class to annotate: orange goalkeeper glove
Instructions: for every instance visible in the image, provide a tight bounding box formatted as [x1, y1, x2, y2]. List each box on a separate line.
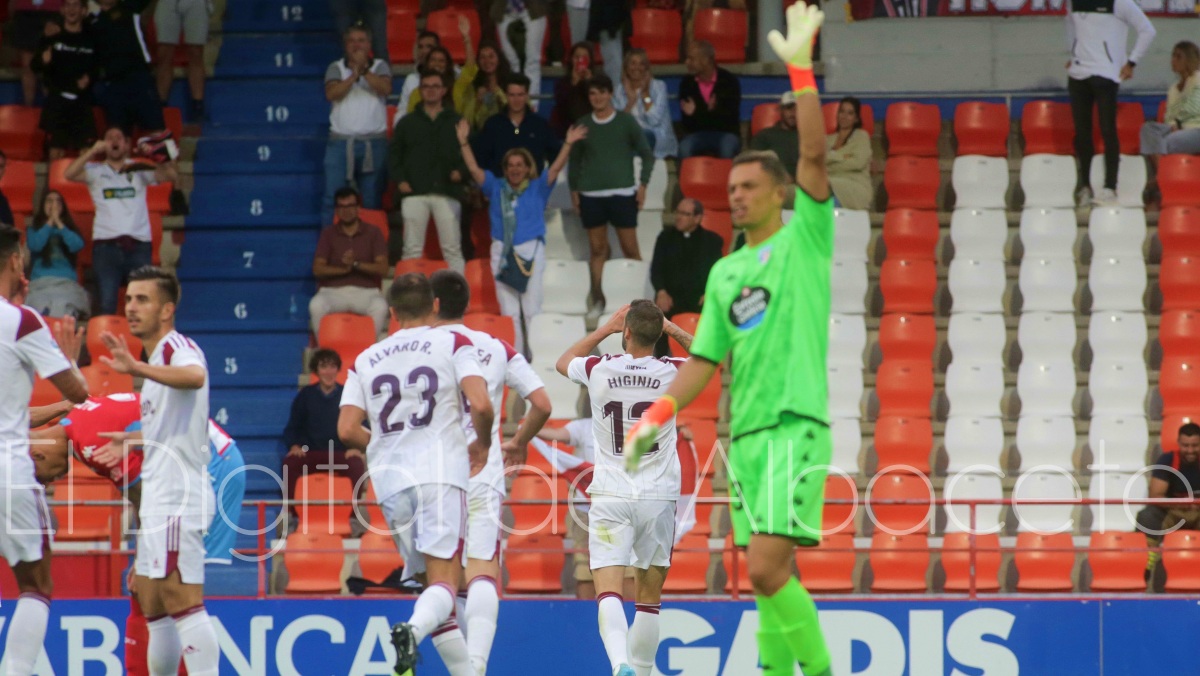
[624, 395, 677, 472]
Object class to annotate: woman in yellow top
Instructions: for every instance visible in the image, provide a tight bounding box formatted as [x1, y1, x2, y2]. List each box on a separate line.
[825, 96, 873, 210]
[454, 36, 513, 133]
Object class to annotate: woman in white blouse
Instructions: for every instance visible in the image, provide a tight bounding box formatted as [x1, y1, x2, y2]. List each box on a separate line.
[612, 48, 678, 159]
[1141, 41, 1200, 158]
[826, 96, 873, 210]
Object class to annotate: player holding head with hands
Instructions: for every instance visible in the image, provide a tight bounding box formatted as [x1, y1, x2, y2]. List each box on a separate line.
[624, 4, 834, 675]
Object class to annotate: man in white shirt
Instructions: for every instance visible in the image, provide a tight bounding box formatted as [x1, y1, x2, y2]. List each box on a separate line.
[0, 225, 88, 676]
[324, 24, 392, 225]
[337, 273, 494, 676]
[63, 127, 178, 315]
[556, 300, 693, 676]
[91, 266, 220, 676]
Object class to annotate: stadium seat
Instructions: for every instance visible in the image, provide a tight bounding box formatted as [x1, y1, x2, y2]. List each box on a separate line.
[1017, 311, 1077, 363]
[947, 258, 1005, 313]
[629, 9, 683, 64]
[1088, 470, 1146, 532]
[0, 159, 35, 216]
[504, 534, 564, 593]
[681, 418, 721, 476]
[1159, 356, 1200, 418]
[875, 360, 934, 419]
[600, 258, 650, 308]
[424, 9, 480, 63]
[1021, 100, 1074, 155]
[1088, 155, 1146, 208]
[692, 9, 748, 63]
[833, 208, 871, 262]
[954, 101, 1009, 157]
[873, 415, 932, 474]
[1019, 154, 1076, 208]
[686, 363, 723, 420]
[1013, 471, 1078, 534]
[510, 474, 567, 535]
[942, 413, 1003, 474]
[1016, 358, 1076, 418]
[827, 363, 864, 419]
[1091, 102, 1144, 154]
[1087, 207, 1146, 259]
[663, 534, 710, 593]
[48, 159, 95, 213]
[1088, 530, 1148, 592]
[1162, 530, 1200, 592]
[464, 313, 516, 347]
[80, 363, 134, 396]
[540, 260, 590, 315]
[386, 6, 417, 65]
[358, 530, 403, 589]
[295, 473, 354, 536]
[1018, 257, 1076, 313]
[666, 312, 700, 357]
[358, 482, 386, 536]
[823, 474, 859, 536]
[688, 478, 715, 538]
[941, 532, 1002, 592]
[284, 532, 345, 593]
[1018, 208, 1076, 260]
[943, 470, 1003, 533]
[464, 259, 502, 315]
[827, 313, 867, 368]
[52, 481, 120, 541]
[1160, 256, 1200, 312]
[1161, 413, 1197, 452]
[879, 259, 937, 314]
[1156, 206, 1200, 256]
[949, 208, 1007, 261]
[1014, 532, 1075, 592]
[795, 534, 856, 593]
[29, 378, 60, 407]
[86, 315, 142, 361]
[870, 533, 930, 592]
[1159, 310, 1200, 359]
[702, 210, 733, 254]
[884, 156, 940, 209]
[1159, 155, 1200, 207]
[878, 313, 936, 363]
[722, 534, 753, 594]
[868, 471, 933, 534]
[679, 157, 733, 213]
[944, 361, 1004, 419]
[318, 313, 376, 367]
[831, 417, 863, 475]
[357, 209, 389, 241]
[1088, 359, 1148, 417]
[1015, 415, 1076, 470]
[882, 208, 939, 261]
[830, 259, 868, 314]
[951, 156, 1007, 209]
[947, 312, 1006, 364]
[0, 105, 44, 161]
[751, 102, 781, 136]
[885, 102, 940, 157]
[823, 101, 876, 136]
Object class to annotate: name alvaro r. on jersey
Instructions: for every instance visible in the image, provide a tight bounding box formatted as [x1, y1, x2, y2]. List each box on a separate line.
[367, 339, 432, 365]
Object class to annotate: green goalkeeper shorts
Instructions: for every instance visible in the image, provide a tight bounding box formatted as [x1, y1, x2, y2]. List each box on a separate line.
[727, 414, 831, 548]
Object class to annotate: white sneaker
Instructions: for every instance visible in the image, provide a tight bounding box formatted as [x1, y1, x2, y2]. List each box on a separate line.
[1091, 187, 1119, 207]
[1074, 186, 1093, 207]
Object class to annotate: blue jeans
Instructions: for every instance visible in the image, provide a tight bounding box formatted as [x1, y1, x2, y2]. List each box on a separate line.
[679, 131, 741, 159]
[93, 239, 153, 315]
[322, 137, 388, 224]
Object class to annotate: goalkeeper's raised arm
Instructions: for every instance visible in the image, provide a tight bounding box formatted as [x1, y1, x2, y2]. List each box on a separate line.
[768, 1, 830, 202]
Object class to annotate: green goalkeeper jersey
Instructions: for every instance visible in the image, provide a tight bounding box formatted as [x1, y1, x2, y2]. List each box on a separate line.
[689, 187, 834, 439]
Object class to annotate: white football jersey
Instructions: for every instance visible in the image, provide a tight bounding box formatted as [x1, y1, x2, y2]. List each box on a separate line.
[139, 331, 215, 518]
[342, 326, 484, 499]
[565, 418, 594, 463]
[447, 324, 545, 494]
[0, 300, 71, 484]
[568, 354, 685, 500]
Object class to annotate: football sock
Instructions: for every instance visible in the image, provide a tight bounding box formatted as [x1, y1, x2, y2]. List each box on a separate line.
[147, 615, 182, 676]
[465, 576, 499, 674]
[597, 592, 629, 671]
[126, 596, 150, 676]
[754, 594, 795, 674]
[761, 577, 831, 676]
[431, 619, 473, 676]
[410, 583, 456, 643]
[628, 603, 661, 676]
[4, 592, 50, 675]
[455, 589, 469, 637]
[174, 606, 220, 676]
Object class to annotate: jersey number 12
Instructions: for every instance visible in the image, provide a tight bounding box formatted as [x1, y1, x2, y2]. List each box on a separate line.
[603, 401, 659, 456]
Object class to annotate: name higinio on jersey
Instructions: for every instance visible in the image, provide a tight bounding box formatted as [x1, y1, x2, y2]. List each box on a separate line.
[607, 375, 663, 389]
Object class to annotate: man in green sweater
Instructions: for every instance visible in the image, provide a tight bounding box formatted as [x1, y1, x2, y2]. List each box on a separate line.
[568, 74, 655, 312]
[388, 68, 468, 272]
[750, 92, 800, 182]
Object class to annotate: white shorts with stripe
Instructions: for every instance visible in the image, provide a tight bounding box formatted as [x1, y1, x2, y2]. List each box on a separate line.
[380, 484, 466, 564]
[135, 513, 209, 584]
[465, 482, 504, 562]
[0, 486, 51, 566]
[588, 496, 677, 571]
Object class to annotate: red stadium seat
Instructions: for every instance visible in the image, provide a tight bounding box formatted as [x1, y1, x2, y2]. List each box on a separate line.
[823, 101, 876, 136]
[1163, 529, 1200, 592]
[878, 313, 936, 362]
[80, 364, 134, 397]
[667, 313, 700, 357]
[1014, 532, 1075, 592]
[693, 9, 747, 63]
[510, 474, 567, 535]
[688, 476, 715, 537]
[295, 473, 355, 536]
[1158, 206, 1200, 256]
[1159, 356, 1200, 418]
[149, 212, 163, 265]
[881, 208, 939, 261]
[86, 315, 142, 362]
[394, 258, 449, 278]
[52, 480, 121, 541]
[1158, 99, 1168, 123]
[703, 210, 733, 254]
[722, 534, 752, 593]
[796, 533, 856, 592]
[1159, 310, 1200, 360]
[684, 363, 722, 420]
[954, 101, 1009, 157]
[160, 107, 184, 142]
[751, 103, 781, 136]
[823, 473, 858, 535]
[629, 9, 683, 64]
[879, 258, 937, 314]
[884, 156, 940, 209]
[464, 259, 502, 315]
[358, 208, 389, 242]
[49, 159, 95, 214]
[1161, 414, 1197, 452]
[0, 159, 35, 215]
[885, 102, 940, 157]
[679, 157, 733, 213]
[870, 533, 929, 592]
[284, 532, 345, 593]
[357, 481, 387, 536]
[386, 6, 418, 65]
[873, 415, 933, 475]
[941, 532, 1002, 592]
[1159, 155, 1200, 208]
[663, 534, 710, 593]
[1160, 255, 1200, 312]
[464, 313, 516, 346]
[0, 105, 45, 161]
[358, 530, 403, 591]
[318, 313, 376, 368]
[1092, 102, 1144, 154]
[867, 471, 933, 534]
[1021, 100, 1074, 155]
[1088, 531, 1147, 592]
[504, 534, 564, 593]
[29, 378, 61, 407]
[875, 359, 934, 419]
[425, 9, 480, 64]
[680, 417, 721, 476]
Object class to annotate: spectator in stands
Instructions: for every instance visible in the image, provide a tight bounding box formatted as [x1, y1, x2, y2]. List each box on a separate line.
[309, 186, 390, 335]
[90, 0, 167, 134]
[0, 152, 14, 227]
[1137, 422, 1200, 587]
[33, 0, 95, 162]
[329, 0, 390, 65]
[394, 31, 453, 126]
[750, 92, 799, 180]
[458, 117, 586, 354]
[323, 24, 392, 225]
[397, 45, 458, 121]
[10, 0, 62, 106]
[613, 48, 678, 159]
[651, 198, 723, 321]
[568, 74, 654, 312]
[1065, 0, 1155, 207]
[550, 41, 597, 138]
[587, 0, 629, 82]
[492, 0, 546, 107]
[153, 0, 211, 122]
[678, 40, 741, 159]
[390, 69, 469, 272]
[64, 128, 177, 315]
[25, 190, 89, 320]
[1140, 41, 1200, 159]
[455, 39, 513, 133]
[826, 96, 874, 210]
[475, 74, 561, 175]
[281, 348, 368, 532]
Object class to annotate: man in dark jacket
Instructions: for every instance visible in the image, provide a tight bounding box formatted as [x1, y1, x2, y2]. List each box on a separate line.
[678, 40, 741, 159]
[651, 198, 724, 319]
[474, 74, 561, 174]
[90, 0, 165, 133]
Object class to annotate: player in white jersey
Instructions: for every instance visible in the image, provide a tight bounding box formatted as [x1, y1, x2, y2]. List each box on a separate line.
[556, 300, 694, 676]
[428, 269, 552, 675]
[90, 266, 221, 676]
[338, 273, 494, 676]
[0, 226, 88, 676]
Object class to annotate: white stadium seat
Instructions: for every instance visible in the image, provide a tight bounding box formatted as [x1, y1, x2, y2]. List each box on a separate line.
[952, 156, 1008, 209]
[1017, 358, 1076, 418]
[947, 312, 1006, 364]
[945, 361, 1005, 418]
[1017, 311, 1077, 364]
[827, 363, 863, 419]
[1088, 207, 1147, 259]
[949, 208, 1007, 261]
[834, 208, 871, 262]
[827, 313, 867, 368]
[945, 416, 1005, 474]
[1019, 257, 1076, 312]
[595, 313, 623, 356]
[532, 361, 583, 419]
[1012, 469, 1080, 533]
[1089, 155, 1147, 208]
[637, 210, 664, 264]
[542, 209, 577, 260]
[831, 417, 863, 475]
[948, 258, 1006, 313]
[1015, 416, 1076, 470]
[1020, 154, 1077, 208]
[1088, 471, 1146, 533]
[944, 471, 1004, 534]
[600, 258, 651, 309]
[830, 259, 868, 314]
[1088, 311, 1147, 363]
[1088, 256, 1146, 312]
[1088, 415, 1150, 471]
[527, 313, 586, 368]
[540, 260, 591, 314]
[1088, 358, 1148, 417]
[1019, 208, 1077, 260]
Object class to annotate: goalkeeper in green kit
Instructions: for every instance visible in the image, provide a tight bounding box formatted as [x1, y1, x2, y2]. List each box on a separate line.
[624, 3, 835, 674]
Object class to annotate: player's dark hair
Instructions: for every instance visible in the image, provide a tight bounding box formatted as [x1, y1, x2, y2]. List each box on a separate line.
[732, 149, 791, 188]
[429, 269, 470, 320]
[0, 225, 21, 262]
[839, 96, 864, 132]
[587, 74, 614, 94]
[389, 272, 434, 319]
[128, 265, 181, 305]
[333, 186, 360, 205]
[624, 299, 664, 348]
[1180, 422, 1200, 439]
[309, 348, 342, 373]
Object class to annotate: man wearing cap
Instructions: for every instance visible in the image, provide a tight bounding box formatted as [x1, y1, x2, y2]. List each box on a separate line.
[749, 92, 800, 182]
